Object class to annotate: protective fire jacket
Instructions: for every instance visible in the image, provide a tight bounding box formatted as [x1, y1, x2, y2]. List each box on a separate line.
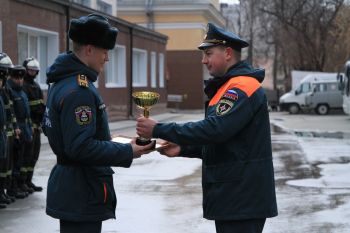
[0, 95, 6, 158]
[23, 77, 45, 126]
[6, 79, 32, 142]
[153, 61, 278, 220]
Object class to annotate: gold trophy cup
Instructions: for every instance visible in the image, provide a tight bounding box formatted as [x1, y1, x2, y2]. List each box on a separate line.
[132, 91, 160, 146]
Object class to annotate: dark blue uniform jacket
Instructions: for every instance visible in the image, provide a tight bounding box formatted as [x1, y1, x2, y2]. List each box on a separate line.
[43, 52, 133, 222]
[153, 61, 278, 220]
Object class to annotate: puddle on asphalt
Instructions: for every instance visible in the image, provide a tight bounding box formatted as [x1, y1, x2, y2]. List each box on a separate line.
[270, 124, 289, 134]
[271, 123, 350, 139]
[294, 131, 350, 139]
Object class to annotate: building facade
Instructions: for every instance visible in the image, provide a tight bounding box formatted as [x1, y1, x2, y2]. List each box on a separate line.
[72, 0, 118, 17]
[0, 0, 168, 120]
[118, 0, 225, 109]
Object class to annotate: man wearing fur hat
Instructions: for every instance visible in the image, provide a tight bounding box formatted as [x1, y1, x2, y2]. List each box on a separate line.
[43, 14, 154, 233]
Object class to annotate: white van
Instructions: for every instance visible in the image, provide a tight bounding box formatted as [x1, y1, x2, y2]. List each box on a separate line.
[279, 73, 343, 115]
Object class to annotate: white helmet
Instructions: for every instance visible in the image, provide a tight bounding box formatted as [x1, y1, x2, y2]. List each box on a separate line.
[23, 57, 40, 71]
[0, 53, 14, 80]
[0, 52, 14, 69]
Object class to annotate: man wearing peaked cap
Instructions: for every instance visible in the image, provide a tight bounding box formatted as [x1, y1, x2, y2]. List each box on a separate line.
[136, 22, 277, 233]
[43, 13, 155, 233]
[198, 22, 249, 52]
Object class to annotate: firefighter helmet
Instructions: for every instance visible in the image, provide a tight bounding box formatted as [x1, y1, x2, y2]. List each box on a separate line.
[23, 57, 40, 71]
[0, 52, 14, 78]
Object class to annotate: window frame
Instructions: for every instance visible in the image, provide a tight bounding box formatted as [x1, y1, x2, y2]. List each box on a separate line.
[132, 48, 148, 87]
[158, 53, 165, 88]
[17, 24, 59, 90]
[150, 51, 157, 88]
[105, 44, 127, 88]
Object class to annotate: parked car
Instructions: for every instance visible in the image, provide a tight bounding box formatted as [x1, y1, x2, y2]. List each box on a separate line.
[279, 73, 343, 115]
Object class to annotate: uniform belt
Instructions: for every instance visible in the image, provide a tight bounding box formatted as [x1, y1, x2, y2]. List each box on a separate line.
[57, 156, 82, 166]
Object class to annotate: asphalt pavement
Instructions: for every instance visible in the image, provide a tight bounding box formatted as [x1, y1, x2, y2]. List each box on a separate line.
[1, 110, 350, 233]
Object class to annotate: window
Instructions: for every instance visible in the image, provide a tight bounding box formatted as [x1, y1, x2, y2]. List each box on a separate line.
[159, 53, 164, 88]
[72, 0, 91, 7]
[0, 21, 2, 52]
[132, 48, 147, 87]
[327, 83, 339, 91]
[151, 52, 156, 88]
[97, 0, 112, 15]
[17, 25, 59, 89]
[105, 45, 126, 87]
[296, 82, 310, 94]
[314, 83, 326, 92]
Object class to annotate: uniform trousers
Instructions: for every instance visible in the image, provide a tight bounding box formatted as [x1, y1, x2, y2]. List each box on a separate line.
[60, 220, 102, 233]
[215, 218, 266, 233]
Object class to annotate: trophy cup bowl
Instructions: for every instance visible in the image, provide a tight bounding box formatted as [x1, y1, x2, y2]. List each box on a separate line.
[132, 91, 160, 146]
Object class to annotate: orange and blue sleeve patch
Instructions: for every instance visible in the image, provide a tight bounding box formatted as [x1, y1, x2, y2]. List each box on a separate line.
[209, 76, 261, 106]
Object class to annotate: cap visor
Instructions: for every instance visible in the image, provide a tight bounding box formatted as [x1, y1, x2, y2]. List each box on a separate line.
[198, 42, 216, 50]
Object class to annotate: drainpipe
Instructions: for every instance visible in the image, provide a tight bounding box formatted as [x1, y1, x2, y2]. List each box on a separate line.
[65, 3, 70, 51]
[128, 26, 134, 118]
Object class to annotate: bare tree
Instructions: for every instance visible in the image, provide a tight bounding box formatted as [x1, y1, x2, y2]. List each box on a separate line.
[259, 0, 346, 71]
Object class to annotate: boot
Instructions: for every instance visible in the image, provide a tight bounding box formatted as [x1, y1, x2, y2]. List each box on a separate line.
[0, 202, 6, 209]
[28, 182, 43, 192]
[0, 193, 11, 205]
[27, 171, 42, 192]
[4, 192, 15, 203]
[5, 178, 16, 202]
[7, 189, 27, 199]
[19, 182, 34, 194]
[0, 181, 11, 204]
[7, 178, 27, 199]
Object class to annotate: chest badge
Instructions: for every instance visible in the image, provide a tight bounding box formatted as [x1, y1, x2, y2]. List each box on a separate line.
[216, 99, 234, 116]
[75, 106, 92, 125]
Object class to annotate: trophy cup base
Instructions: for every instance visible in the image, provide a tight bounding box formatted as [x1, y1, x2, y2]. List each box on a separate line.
[136, 137, 156, 149]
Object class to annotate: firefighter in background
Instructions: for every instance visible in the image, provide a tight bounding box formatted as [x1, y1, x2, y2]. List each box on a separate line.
[0, 53, 10, 208]
[22, 57, 44, 192]
[0, 53, 23, 202]
[6, 65, 33, 198]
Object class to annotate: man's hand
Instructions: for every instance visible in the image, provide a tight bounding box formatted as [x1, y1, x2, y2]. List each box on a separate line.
[136, 116, 158, 139]
[15, 128, 21, 139]
[130, 137, 155, 158]
[158, 141, 180, 158]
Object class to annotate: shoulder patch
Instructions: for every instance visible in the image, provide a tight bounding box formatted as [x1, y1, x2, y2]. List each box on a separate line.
[223, 89, 239, 101]
[75, 106, 92, 125]
[77, 74, 89, 88]
[216, 99, 234, 116]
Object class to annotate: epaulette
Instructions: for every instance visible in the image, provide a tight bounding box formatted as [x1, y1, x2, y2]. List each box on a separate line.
[77, 74, 89, 88]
